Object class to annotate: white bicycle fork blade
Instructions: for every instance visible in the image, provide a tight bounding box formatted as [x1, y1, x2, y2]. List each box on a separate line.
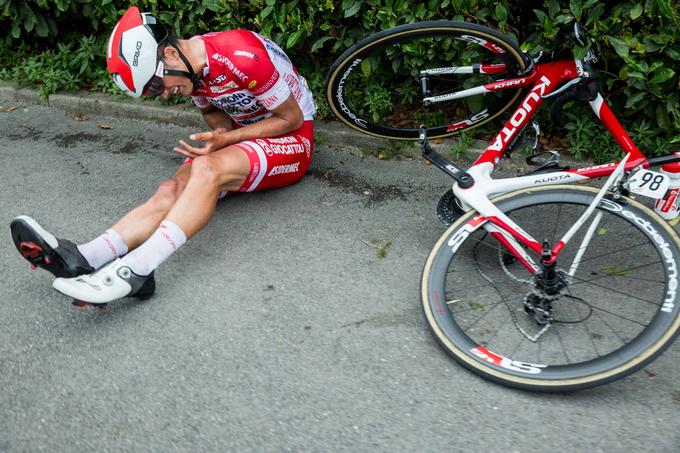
[558, 153, 630, 248]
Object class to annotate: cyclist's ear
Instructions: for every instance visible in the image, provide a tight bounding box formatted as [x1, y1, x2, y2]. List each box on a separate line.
[161, 45, 180, 64]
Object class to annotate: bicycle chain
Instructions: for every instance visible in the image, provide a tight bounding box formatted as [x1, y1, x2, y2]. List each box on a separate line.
[471, 241, 554, 343]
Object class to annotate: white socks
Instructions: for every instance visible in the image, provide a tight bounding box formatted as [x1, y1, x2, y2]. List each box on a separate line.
[77, 229, 128, 269]
[120, 220, 187, 276]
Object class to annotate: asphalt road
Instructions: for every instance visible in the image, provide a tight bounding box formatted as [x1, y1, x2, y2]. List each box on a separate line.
[1, 102, 679, 452]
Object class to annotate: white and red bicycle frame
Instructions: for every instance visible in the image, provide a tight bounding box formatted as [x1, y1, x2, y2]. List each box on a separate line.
[443, 57, 676, 274]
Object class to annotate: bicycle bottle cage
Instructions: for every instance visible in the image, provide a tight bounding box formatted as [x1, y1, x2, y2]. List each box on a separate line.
[524, 151, 570, 175]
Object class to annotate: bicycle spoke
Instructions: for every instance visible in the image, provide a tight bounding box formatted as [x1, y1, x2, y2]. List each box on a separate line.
[587, 303, 648, 328]
[568, 240, 653, 265]
[554, 327, 572, 365]
[591, 306, 631, 344]
[568, 271, 662, 307]
[459, 296, 514, 332]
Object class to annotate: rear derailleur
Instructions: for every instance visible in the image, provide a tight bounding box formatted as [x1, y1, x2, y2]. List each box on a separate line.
[524, 243, 568, 326]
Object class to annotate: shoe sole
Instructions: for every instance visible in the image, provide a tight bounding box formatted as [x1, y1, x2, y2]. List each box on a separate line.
[10, 217, 74, 278]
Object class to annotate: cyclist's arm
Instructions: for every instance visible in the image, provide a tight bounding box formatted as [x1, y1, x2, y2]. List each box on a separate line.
[175, 95, 303, 158]
[216, 94, 303, 145]
[200, 105, 234, 131]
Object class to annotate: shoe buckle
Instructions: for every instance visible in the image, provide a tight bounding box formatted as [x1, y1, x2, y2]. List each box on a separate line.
[117, 267, 131, 279]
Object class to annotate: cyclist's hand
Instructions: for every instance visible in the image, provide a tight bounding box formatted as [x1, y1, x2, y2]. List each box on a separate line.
[174, 128, 229, 158]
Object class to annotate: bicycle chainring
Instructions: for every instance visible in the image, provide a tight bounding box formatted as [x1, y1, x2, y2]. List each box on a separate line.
[437, 189, 466, 226]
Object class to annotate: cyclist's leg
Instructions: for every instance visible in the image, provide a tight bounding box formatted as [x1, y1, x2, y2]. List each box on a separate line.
[52, 122, 315, 303]
[165, 120, 314, 237]
[110, 163, 192, 250]
[10, 164, 194, 276]
[164, 146, 250, 238]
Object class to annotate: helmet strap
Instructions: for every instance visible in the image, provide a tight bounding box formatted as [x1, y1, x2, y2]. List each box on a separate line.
[165, 42, 200, 90]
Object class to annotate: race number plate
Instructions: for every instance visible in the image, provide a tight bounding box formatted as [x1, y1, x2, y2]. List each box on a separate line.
[627, 169, 670, 199]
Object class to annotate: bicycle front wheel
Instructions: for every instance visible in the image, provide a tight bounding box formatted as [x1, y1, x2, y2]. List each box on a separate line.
[422, 185, 680, 391]
[325, 21, 527, 140]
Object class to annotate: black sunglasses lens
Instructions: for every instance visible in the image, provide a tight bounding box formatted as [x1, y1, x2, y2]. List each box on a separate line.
[143, 76, 164, 96]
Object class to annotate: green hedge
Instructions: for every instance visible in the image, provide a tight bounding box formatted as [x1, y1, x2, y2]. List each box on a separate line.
[1, 0, 678, 160]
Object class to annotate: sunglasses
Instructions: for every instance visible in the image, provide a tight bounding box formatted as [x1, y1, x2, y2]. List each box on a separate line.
[142, 61, 166, 96]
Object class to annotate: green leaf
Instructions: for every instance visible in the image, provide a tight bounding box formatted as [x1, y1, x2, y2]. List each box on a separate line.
[285, 30, 304, 48]
[533, 9, 547, 22]
[596, 227, 608, 236]
[343, 1, 361, 18]
[468, 302, 484, 311]
[494, 4, 507, 22]
[569, 1, 584, 20]
[23, 11, 36, 33]
[656, 0, 674, 19]
[666, 47, 680, 61]
[625, 91, 647, 109]
[360, 59, 371, 78]
[573, 44, 588, 60]
[650, 68, 676, 84]
[311, 36, 332, 53]
[34, 13, 48, 37]
[608, 36, 630, 57]
[657, 104, 672, 129]
[600, 267, 632, 276]
[260, 5, 274, 19]
[630, 3, 643, 20]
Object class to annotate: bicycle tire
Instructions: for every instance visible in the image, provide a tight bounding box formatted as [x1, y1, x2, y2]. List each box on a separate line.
[421, 185, 680, 392]
[325, 21, 528, 140]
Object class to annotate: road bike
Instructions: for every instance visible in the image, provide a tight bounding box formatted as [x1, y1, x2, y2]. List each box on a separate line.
[325, 21, 680, 391]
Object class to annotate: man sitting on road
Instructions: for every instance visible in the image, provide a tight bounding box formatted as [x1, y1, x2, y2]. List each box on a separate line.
[10, 6, 316, 304]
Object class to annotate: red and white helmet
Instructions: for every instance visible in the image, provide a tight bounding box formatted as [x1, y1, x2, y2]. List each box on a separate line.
[106, 7, 168, 97]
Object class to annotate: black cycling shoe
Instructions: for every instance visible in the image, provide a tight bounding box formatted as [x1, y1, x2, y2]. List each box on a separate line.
[10, 215, 94, 278]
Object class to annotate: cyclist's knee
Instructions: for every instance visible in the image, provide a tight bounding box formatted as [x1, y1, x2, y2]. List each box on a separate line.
[190, 152, 247, 188]
[189, 155, 221, 187]
[147, 179, 179, 212]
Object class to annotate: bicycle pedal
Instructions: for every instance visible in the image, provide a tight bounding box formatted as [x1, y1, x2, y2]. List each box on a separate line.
[72, 300, 108, 311]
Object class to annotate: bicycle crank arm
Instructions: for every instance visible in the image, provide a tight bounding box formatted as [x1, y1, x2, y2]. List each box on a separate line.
[419, 127, 474, 188]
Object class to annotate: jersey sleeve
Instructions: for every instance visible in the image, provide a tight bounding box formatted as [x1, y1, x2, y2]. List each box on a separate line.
[228, 47, 292, 111]
[192, 95, 211, 109]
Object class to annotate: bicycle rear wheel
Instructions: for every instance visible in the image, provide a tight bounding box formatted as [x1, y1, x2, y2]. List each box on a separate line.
[325, 21, 528, 140]
[421, 185, 680, 391]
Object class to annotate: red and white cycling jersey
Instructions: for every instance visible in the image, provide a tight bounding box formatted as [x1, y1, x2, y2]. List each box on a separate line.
[191, 30, 316, 126]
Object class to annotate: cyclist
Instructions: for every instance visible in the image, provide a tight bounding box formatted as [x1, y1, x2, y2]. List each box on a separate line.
[10, 6, 316, 304]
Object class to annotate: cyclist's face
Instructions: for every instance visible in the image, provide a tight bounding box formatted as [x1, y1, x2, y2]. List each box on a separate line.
[152, 47, 195, 99]
[158, 73, 193, 99]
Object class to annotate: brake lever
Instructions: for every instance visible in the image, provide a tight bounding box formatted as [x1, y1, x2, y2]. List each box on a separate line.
[541, 77, 584, 99]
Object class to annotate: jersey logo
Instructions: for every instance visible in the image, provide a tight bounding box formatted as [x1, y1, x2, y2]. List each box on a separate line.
[209, 74, 227, 85]
[268, 162, 300, 176]
[211, 52, 248, 82]
[234, 50, 258, 61]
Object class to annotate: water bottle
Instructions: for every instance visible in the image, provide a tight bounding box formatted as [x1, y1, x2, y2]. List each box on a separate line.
[654, 162, 680, 220]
